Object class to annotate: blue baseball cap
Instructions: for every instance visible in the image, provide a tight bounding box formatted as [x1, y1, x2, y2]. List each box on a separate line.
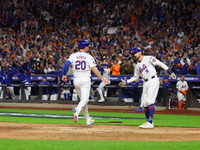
[130, 47, 142, 54]
[102, 64, 108, 66]
[42, 76, 47, 79]
[78, 40, 90, 49]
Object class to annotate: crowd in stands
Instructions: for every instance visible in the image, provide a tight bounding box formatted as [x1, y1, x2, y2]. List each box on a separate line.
[0, 0, 200, 77]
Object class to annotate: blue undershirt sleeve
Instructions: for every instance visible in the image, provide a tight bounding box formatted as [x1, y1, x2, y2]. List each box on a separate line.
[62, 60, 71, 75]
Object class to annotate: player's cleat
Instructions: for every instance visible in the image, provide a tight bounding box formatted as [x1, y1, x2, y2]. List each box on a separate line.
[72, 107, 77, 113]
[72, 107, 78, 123]
[87, 117, 94, 126]
[73, 114, 78, 123]
[138, 122, 148, 128]
[135, 107, 142, 112]
[98, 99, 105, 102]
[139, 122, 154, 129]
[89, 99, 95, 102]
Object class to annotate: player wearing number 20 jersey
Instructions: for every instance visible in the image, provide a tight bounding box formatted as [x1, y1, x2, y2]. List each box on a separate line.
[68, 52, 96, 78]
[62, 40, 110, 126]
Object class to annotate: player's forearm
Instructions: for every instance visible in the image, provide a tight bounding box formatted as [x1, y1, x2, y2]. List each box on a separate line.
[127, 76, 138, 83]
[156, 60, 169, 70]
[91, 66, 104, 80]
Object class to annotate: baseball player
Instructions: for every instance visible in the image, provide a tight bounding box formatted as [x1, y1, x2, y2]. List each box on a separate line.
[48, 67, 73, 100]
[97, 64, 110, 102]
[0, 75, 4, 99]
[176, 75, 188, 110]
[60, 76, 72, 100]
[119, 47, 176, 129]
[17, 65, 30, 100]
[4, 65, 18, 100]
[62, 40, 110, 126]
[24, 67, 32, 100]
[49, 75, 58, 101]
[32, 76, 50, 100]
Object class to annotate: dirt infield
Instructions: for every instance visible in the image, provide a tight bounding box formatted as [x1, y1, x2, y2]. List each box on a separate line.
[0, 122, 200, 141]
[0, 107, 200, 141]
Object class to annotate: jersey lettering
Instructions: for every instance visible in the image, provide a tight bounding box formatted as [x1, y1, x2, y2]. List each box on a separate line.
[75, 61, 86, 70]
[139, 64, 147, 73]
[181, 85, 187, 88]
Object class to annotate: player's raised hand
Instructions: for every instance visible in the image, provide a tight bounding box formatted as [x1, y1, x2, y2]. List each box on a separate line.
[62, 75, 68, 82]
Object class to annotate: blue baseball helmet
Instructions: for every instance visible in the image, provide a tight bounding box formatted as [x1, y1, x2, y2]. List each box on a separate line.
[102, 64, 108, 66]
[130, 47, 142, 53]
[78, 40, 90, 49]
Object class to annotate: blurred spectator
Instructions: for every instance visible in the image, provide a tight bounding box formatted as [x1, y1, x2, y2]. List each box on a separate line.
[120, 59, 128, 75]
[174, 63, 183, 75]
[180, 53, 191, 75]
[0, 0, 199, 76]
[38, 63, 46, 75]
[32, 64, 40, 75]
[110, 59, 120, 75]
[192, 59, 200, 75]
[125, 60, 134, 75]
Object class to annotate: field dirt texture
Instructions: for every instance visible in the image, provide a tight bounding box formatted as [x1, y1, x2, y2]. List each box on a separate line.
[0, 108, 200, 141]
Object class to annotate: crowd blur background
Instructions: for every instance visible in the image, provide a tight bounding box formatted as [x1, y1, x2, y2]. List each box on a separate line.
[0, 0, 200, 76]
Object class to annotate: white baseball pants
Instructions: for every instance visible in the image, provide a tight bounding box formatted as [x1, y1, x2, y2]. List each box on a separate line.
[73, 77, 91, 123]
[141, 77, 159, 107]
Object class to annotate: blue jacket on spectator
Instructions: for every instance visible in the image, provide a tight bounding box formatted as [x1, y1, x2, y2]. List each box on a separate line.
[5, 66, 17, 84]
[192, 61, 200, 75]
[35, 77, 50, 95]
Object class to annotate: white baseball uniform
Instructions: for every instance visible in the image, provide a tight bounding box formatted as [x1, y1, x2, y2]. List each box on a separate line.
[176, 80, 188, 101]
[97, 68, 110, 101]
[127, 56, 169, 107]
[67, 52, 96, 124]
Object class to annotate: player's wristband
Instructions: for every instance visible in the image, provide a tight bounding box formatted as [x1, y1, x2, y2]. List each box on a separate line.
[167, 69, 173, 75]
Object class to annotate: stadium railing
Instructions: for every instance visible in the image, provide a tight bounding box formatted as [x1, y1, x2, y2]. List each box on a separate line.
[0, 75, 200, 109]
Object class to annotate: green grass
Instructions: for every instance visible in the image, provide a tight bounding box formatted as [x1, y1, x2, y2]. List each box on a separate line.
[0, 108, 200, 150]
[0, 139, 200, 150]
[0, 108, 200, 128]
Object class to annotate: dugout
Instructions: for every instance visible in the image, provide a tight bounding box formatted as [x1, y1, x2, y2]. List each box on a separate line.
[1, 75, 200, 109]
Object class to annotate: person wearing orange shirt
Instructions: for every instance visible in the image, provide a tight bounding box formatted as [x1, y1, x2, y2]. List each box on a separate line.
[110, 59, 120, 75]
